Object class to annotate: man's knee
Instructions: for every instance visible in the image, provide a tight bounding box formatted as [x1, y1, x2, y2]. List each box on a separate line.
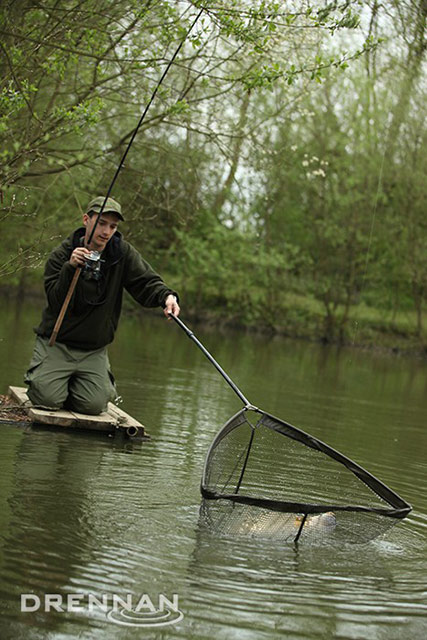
[68, 392, 109, 416]
[27, 382, 65, 409]
[68, 366, 115, 415]
[25, 337, 69, 409]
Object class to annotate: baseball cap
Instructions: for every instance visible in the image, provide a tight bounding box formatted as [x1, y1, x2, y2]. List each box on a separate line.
[85, 196, 124, 221]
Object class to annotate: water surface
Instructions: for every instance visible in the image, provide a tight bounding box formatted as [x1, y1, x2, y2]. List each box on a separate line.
[0, 299, 426, 639]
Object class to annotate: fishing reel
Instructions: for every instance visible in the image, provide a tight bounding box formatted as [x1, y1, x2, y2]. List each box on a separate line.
[82, 250, 103, 281]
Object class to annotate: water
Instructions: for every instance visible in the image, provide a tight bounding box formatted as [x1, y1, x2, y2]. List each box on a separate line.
[0, 299, 426, 639]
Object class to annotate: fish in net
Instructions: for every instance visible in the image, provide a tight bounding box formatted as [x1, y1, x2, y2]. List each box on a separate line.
[199, 408, 411, 544]
[170, 316, 412, 544]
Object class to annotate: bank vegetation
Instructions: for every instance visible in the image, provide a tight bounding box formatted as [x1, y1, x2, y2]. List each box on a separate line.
[0, 1, 425, 353]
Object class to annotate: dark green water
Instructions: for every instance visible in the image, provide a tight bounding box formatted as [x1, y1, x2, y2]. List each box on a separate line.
[0, 299, 426, 639]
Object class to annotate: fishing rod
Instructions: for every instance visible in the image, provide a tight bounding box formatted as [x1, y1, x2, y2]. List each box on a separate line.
[48, 7, 204, 347]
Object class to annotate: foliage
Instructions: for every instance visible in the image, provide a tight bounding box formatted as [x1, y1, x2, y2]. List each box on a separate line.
[0, 0, 425, 349]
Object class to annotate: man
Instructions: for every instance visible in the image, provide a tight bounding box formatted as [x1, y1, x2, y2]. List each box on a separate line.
[25, 196, 180, 415]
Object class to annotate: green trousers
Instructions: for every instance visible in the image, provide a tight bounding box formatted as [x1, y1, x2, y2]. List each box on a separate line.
[25, 337, 116, 415]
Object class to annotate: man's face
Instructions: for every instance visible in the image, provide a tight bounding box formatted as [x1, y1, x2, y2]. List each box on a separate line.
[83, 212, 120, 251]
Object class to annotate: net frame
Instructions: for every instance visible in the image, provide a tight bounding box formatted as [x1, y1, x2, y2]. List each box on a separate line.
[169, 315, 412, 543]
[201, 408, 411, 530]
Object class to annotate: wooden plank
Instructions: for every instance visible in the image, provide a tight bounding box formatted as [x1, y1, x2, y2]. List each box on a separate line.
[8, 386, 30, 406]
[70, 409, 114, 424]
[107, 403, 143, 427]
[8, 388, 83, 428]
[27, 407, 77, 428]
[7, 386, 145, 435]
[26, 405, 115, 431]
[66, 409, 116, 431]
[27, 407, 115, 431]
[107, 403, 146, 436]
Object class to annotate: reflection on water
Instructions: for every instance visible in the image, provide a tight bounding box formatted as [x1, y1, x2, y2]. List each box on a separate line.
[0, 299, 426, 639]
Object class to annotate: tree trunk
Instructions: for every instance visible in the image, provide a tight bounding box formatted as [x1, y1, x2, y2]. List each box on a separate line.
[385, 0, 426, 160]
[212, 91, 251, 216]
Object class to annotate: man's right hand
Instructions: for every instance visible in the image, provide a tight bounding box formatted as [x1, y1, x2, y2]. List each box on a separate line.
[69, 247, 91, 268]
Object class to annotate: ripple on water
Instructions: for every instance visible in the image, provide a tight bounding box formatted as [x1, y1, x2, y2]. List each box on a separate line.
[0, 315, 426, 640]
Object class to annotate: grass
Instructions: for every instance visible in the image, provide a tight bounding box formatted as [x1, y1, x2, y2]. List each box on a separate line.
[1, 273, 425, 355]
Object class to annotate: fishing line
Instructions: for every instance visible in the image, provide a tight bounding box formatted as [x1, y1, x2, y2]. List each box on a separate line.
[49, 6, 204, 346]
[87, 6, 204, 246]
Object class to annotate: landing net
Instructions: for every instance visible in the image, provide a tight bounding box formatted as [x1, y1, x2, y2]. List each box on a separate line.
[200, 408, 411, 544]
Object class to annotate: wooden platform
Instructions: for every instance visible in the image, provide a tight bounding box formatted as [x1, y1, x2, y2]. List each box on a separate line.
[7, 387, 148, 438]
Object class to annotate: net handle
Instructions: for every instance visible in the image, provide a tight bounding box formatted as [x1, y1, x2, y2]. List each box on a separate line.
[169, 314, 252, 407]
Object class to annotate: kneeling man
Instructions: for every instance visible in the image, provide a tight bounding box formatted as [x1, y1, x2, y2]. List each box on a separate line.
[25, 196, 180, 415]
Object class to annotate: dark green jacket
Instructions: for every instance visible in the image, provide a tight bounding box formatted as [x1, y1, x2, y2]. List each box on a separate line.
[35, 227, 178, 350]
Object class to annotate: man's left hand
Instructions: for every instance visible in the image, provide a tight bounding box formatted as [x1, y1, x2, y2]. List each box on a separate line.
[164, 294, 180, 318]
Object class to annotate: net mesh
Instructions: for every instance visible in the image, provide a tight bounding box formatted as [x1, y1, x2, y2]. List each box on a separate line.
[200, 409, 411, 545]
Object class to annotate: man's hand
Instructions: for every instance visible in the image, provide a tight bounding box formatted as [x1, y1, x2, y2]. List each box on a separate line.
[70, 247, 91, 268]
[164, 294, 180, 318]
